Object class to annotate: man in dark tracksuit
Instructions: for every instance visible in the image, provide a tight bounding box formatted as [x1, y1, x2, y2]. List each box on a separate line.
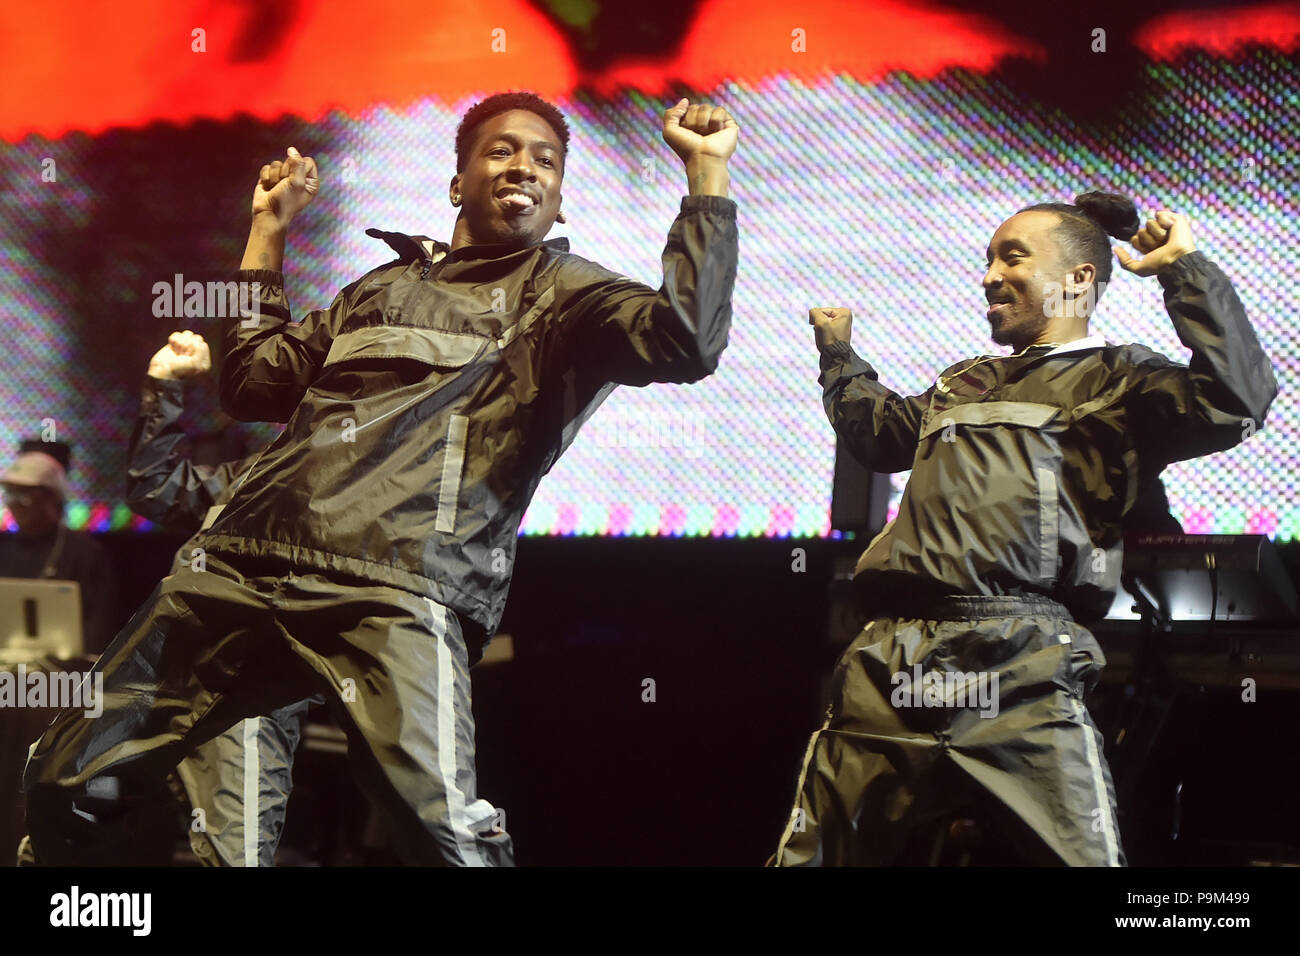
[127, 330, 313, 866]
[25, 93, 739, 865]
[775, 198, 1277, 866]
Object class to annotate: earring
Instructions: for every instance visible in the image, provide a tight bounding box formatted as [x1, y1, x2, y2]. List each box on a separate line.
[451, 195, 461, 207]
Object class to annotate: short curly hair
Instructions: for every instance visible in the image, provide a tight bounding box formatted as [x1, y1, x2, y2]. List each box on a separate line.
[455, 92, 570, 173]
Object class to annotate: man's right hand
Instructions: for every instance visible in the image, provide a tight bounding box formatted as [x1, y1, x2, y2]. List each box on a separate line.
[250, 146, 320, 229]
[809, 307, 852, 350]
[148, 330, 212, 380]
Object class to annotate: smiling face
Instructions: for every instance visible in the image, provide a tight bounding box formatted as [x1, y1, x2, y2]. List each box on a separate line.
[449, 109, 564, 252]
[982, 211, 1074, 350]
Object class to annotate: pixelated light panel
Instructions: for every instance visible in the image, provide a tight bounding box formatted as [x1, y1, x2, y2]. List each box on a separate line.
[1, 53, 1296, 538]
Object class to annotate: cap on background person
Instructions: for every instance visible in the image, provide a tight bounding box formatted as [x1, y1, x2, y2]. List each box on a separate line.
[1, 451, 71, 502]
[18, 438, 72, 475]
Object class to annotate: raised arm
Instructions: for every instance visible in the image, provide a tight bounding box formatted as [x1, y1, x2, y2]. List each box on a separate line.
[220, 273, 357, 423]
[219, 145, 348, 422]
[126, 332, 255, 529]
[554, 100, 738, 387]
[1115, 211, 1278, 483]
[810, 307, 928, 473]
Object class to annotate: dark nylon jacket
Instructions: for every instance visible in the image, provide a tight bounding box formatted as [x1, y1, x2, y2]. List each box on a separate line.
[199, 195, 737, 645]
[126, 376, 258, 529]
[820, 252, 1279, 622]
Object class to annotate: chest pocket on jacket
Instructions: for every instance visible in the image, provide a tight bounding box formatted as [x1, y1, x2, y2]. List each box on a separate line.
[918, 400, 1067, 584]
[919, 399, 1061, 440]
[323, 326, 494, 371]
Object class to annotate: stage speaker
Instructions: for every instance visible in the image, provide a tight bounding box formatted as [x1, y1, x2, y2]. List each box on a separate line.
[830, 436, 893, 536]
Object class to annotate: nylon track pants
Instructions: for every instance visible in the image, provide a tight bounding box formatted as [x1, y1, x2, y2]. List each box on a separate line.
[173, 696, 318, 866]
[22, 553, 512, 866]
[774, 595, 1125, 866]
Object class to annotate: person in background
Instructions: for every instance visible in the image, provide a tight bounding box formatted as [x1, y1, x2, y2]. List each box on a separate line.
[0, 444, 116, 654]
[127, 329, 316, 866]
[127, 331, 261, 529]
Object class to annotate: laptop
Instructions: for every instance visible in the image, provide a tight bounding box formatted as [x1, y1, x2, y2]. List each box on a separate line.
[0, 577, 83, 660]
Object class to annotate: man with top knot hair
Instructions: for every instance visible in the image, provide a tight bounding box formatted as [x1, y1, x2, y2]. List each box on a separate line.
[778, 192, 1277, 866]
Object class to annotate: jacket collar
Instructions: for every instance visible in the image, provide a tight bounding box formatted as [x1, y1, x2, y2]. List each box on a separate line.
[364, 228, 442, 264]
[1010, 334, 1108, 358]
[1045, 333, 1107, 355]
[365, 228, 569, 269]
[444, 237, 570, 263]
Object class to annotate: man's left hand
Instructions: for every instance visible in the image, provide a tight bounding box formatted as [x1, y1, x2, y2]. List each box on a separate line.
[148, 330, 212, 380]
[1115, 210, 1196, 277]
[663, 99, 738, 197]
[662, 99, 739, 164]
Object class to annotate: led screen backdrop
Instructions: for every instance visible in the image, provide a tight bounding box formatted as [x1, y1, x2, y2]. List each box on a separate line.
[1, 1, 1296, 539]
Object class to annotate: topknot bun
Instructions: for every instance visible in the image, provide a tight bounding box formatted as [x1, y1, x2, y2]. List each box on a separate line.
[1073, 191, 1140, 240]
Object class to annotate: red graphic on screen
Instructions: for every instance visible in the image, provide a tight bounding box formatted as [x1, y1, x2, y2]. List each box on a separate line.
[2, 0, 1296, 141]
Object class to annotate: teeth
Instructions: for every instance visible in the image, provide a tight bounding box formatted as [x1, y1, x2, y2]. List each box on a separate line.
[500, 192, 535, 205]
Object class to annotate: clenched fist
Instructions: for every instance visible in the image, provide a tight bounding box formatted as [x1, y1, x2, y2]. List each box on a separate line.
[148, 331, 211, 381]
[251, 146, 320, 229]
[662, 99, 739, 165]
[1115, 210, 1196, 277]
[809, 307, 852, 350]
[663, 99, 738, 197]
